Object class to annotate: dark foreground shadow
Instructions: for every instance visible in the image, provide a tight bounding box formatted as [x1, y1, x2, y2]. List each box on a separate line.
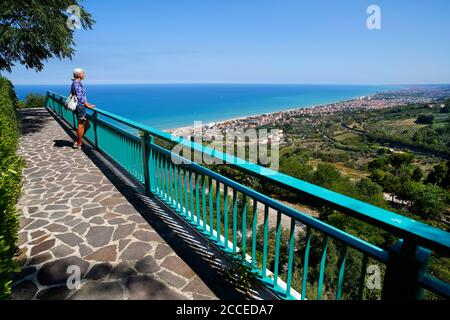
[46, 108, 275, 300]
[18, 108, 52, 135]
[53, 139, 74, 148]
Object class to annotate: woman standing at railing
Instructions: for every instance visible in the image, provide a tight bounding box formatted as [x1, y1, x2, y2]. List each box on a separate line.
[71, 68, 95, 149]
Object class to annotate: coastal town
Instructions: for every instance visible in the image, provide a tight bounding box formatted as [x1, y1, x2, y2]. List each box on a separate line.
[168, 86, 450, 140]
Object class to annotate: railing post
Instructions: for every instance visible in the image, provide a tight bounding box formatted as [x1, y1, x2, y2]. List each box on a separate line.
[382, 239, 431, 300]
[149, 135, 155, 192]
[93, 111, 99, 148]
[59, 97, 63, 116]
[141, 131, 151, 196]
[44, 93, 49, 109]
[190, 136, 195, 162]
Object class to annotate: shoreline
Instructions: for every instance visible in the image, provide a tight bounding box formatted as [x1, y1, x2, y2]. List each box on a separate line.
[167, 85, 442, 137]
[166, 89, 404, 136]
[166, 95, 375, 134]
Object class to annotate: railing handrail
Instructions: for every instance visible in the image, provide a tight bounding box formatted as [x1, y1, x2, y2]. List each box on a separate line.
[47, 91, 450, 254]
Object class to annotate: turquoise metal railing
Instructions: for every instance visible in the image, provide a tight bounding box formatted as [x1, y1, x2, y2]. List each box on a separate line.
[45, 91, 450, 300]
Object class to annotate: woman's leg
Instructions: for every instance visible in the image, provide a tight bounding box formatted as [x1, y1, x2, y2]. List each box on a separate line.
[84, 119, 91, 133]
[77, 120, 85, 145]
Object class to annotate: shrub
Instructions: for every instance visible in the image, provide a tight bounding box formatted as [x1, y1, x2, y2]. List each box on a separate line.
[18, 93, 45, 109]
[416, 114, 435, 124]
[405, 182, 447, 219]
[0, 76, 24, 299]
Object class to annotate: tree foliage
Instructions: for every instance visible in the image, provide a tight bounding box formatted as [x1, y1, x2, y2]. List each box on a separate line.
[18, 93, 45, 108]
[427, 162, 450, 189]
[405, 182, 447, 219]
[0, 0, 94, 72]
[416, 114, 435, 124]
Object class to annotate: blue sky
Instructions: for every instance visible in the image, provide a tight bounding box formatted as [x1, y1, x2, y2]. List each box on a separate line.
[7, 0, 450, 84]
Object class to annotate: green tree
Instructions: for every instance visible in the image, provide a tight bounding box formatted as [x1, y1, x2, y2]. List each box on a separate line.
[356, 178, 383, 200]
[416, 114, 435, 124]
[426, 162, 448, 187]
[389, 153, 414, 170]
[411, 167, 424, 182]
[311, 163, 342, 189]
[406, 182, 447, 219]
[18, 93, 45, 109]
[383, 175, 401, 199]
[370, 169, 386, 185]
[0, 1, 95, 72]
[444, 161, 450, 189]
[412, 126, 441, 146]
[368, 158, 389, 172]
[280, 159, 313, 182]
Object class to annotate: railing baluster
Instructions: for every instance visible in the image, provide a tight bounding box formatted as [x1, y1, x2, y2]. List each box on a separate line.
[184, 167, 189, 217]
[216, 180, 221, 243]
[195, 171, 201, 226]
[124, 135, 129, 172]
[273, 211, 282, 287]
[157, 153, 163, 195]
[167, 159, 173, 204]
[189, 168, 194, 222]
[129, 138, 134, 177]
[232, 189, 238, 253]
[301, 226, 312, 300]
[131, 138, 135, 178]
[141, 132, 151, 196]
[202, 174, 207, 230]
[135, 139, 139, 179]
[208, 177, 214, 237]
[156, 153, 161, 195]
[128, 139, 131, 179]
[179, 165, 185, 215]
[285, 218, 296, 298]
[170, 161, 175, 205]
[241, 194, 248, 257]
[262, 204, 269, 278]
[174, 165, 179, 209]
[166, 157, 171, 201]
[149, 139, 155, 192]
[251, 199, 258, 270]
[93, 111, 99, 148]
[336, 245, 348, 300]
[317, 234, 329, 300]
[358, 254, 369, 300]
[163, 156, 167, 198]
[133, 140, 138, 179]
[177, 165, 183, 212]
[172, 163, 176, 206]
[164, 157, 169, 201]
[223, 185, 229, 248]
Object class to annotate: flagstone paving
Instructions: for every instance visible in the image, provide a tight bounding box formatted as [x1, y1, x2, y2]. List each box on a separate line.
[11, 108, 270, 300]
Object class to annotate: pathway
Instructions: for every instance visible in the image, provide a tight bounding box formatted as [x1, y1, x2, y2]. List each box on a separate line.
[11, 108, 269, 300]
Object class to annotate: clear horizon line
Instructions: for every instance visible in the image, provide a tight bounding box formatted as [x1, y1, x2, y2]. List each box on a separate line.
[11, 81, 450, 86]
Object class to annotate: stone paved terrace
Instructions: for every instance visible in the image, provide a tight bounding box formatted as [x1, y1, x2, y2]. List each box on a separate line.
[11, 108, 275, 300]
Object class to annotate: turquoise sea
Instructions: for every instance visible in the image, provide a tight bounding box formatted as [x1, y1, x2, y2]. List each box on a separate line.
[14, 84, 400, 130]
